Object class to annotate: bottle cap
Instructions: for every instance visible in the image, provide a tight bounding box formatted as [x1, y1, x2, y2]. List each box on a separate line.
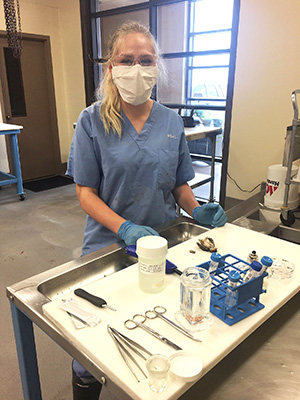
[261, 256, 273, 267]
[136, 236, 168, 258]
[250, 260, 262, 272]
[228, 270, 240, 282]
[210, 252, 222, 262]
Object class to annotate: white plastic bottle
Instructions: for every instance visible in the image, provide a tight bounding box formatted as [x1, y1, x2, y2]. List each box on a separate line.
[136, 236, 168, 293]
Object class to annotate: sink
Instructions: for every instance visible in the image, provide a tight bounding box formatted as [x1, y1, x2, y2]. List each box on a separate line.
[159, 221, 207, 246]
[231, 207, 280, 235]
[231, 203, 300, 244]
[245, 208, 281, 223]
[37, 220, 208, 300]
[247, 208, 300, 244]
[269, 222, 300, 245]
[235, 206, 300, 244]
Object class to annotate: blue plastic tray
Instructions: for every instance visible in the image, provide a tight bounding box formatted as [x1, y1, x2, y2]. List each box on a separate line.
[196, 254, 267, 326]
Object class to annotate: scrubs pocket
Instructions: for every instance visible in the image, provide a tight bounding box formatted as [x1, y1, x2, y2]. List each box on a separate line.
[157, 149, 178, 190]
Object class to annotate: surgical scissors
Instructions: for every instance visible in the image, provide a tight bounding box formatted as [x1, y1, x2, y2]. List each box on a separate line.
[145, 306, 202, 342]
[124, 314, 182, 351]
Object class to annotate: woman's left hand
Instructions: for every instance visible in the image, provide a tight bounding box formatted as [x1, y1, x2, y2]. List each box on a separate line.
[193, 203, 227, 227]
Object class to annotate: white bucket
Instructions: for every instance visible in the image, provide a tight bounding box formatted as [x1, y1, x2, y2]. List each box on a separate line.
[264, 164, 299, 210]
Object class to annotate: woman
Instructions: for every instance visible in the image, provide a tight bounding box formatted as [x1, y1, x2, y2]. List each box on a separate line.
[67, 21, 226, 399]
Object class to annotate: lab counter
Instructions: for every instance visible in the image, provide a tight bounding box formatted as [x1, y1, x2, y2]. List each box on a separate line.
[6, 219, 300, 400]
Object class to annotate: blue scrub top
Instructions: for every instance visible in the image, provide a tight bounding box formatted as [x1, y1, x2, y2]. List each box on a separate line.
[67, 101, 195, 255]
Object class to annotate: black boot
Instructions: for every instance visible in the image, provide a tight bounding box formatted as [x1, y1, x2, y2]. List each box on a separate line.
[72, 368, 102, 400]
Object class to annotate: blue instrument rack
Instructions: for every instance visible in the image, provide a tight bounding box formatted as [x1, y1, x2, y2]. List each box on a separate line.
[197, 254, 267, 326]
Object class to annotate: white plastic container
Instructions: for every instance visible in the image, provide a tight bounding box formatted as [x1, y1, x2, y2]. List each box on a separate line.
[264, 164, 299, 210]
[136, 236, 168, 293]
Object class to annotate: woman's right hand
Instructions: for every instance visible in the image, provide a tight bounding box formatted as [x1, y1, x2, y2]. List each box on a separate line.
[117, 220, 159, 245]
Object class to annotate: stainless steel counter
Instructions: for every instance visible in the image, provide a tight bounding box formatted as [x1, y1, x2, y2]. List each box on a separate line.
[6, 213, 300, 400]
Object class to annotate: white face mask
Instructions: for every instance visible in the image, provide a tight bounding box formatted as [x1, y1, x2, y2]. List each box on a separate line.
[112, 64, 159, 105]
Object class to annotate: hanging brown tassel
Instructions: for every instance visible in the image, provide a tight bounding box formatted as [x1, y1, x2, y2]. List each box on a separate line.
[3, 0, 22, 58]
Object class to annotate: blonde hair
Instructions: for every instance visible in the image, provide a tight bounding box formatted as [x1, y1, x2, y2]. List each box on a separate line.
[97, 21, 161, 138]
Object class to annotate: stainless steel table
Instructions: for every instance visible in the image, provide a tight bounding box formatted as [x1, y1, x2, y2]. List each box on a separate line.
[6, 217, 300, 400]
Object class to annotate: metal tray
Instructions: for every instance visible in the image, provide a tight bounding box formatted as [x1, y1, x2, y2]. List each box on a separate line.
[37, 219, 207, 300]
[7, 217, 208, 309]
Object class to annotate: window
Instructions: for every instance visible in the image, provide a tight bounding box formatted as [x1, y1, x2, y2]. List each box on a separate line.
[187, 0, 234, 138]
[80, 0, 240, 205]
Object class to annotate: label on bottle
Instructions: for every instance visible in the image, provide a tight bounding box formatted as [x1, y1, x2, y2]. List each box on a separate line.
[139, 261, 164, 274]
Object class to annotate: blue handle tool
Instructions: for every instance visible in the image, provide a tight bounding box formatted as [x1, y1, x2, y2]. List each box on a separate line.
[125, 245, 182, 275]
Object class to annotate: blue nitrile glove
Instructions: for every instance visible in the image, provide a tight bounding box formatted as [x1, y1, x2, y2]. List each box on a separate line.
[193, 204, 227, 227]
[117, 220, 159, 245]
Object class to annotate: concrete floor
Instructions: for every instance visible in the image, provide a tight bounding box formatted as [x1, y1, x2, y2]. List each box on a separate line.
[1, 183, 84, 400]
[1, 183, 299, 400]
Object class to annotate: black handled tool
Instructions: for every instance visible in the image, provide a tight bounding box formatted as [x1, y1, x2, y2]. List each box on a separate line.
[74, 289, 117, 311]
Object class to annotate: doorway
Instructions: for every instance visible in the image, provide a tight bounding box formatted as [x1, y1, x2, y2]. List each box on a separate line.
[0, 33, 61, 181]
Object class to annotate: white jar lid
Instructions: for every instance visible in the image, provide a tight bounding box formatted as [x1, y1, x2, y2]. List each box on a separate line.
[136, 236, 168, 258]
[169, 351, 203, 382]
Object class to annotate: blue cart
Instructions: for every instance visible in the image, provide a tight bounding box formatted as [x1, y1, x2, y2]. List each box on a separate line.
[0, 123, 25, 200]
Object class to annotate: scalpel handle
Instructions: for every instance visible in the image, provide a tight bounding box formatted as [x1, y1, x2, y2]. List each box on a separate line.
[74, 289, 116, 311]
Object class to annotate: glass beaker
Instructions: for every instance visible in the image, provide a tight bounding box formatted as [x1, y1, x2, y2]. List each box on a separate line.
[146, 354, 170, 393]
[175, 266, 213, 331]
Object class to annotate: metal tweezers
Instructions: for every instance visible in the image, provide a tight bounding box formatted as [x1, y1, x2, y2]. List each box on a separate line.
[107, 325, 152, 382]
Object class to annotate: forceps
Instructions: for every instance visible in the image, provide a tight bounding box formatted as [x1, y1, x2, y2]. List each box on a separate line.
[145, 306, 202, 342]
[107, 325, 151, 382]
[125, 314, 182, 351]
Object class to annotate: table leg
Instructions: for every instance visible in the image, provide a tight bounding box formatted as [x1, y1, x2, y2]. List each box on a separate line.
[209, 135, 216, 202]
[10, 302, 42, 400]
[10, 133, 24, 197]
